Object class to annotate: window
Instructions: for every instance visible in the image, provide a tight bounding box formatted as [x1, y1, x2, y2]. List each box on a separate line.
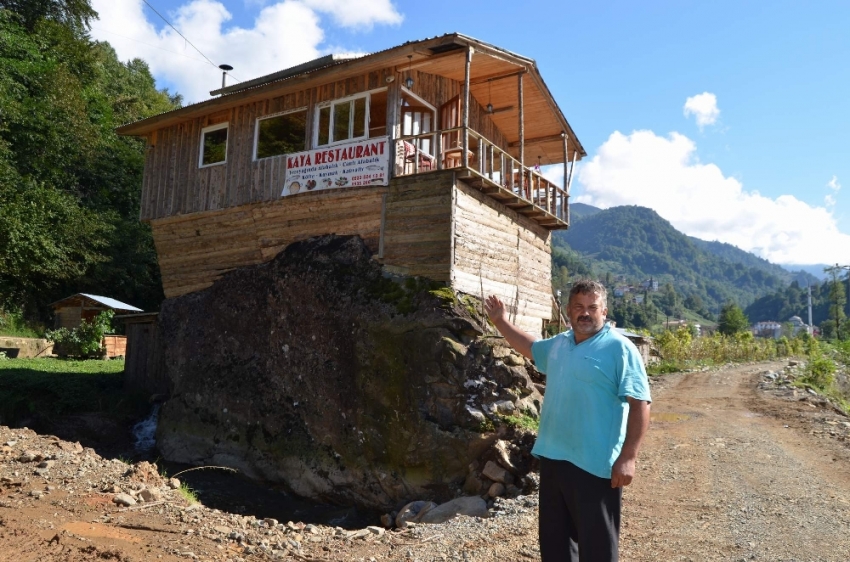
[316, 95, 367, 147]
[255, 109, 307, 160]
[315, 91, 387, 147]
[200, 123, 228, 167]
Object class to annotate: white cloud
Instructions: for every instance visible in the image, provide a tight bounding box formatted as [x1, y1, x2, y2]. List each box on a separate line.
[90, 0, 402, 103]
[575, 130, 850, 266]
[827, 175, 841, 191]
[301, 0, 403, 27]
[683, 92, 720, 130]
[825, 176, 840, 207]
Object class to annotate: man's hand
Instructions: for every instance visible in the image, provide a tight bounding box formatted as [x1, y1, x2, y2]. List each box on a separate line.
[611, 454, 637, 488]
[484, 295, 508, 324]
[483, 294, 535, 359]
[611, 398, 650, 488]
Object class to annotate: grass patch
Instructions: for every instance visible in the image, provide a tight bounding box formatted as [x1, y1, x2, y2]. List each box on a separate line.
[0, 357, 148, 426]
[646, 361, 682, 376]
[178, 482, 199, 504]
[500, 410, 539, 432]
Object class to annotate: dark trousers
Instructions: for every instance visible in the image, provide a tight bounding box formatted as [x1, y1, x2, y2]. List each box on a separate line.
[539, 457, 622, 562]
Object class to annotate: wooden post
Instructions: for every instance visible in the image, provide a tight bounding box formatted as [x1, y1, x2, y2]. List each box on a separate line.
[435, 130, 443, 170]
[387, 79, 401, 178]
[488, 144, 494, 180]
[518, 71, 525, 180]
[562, 132, 568, 221]
[462, 46, 474, 169]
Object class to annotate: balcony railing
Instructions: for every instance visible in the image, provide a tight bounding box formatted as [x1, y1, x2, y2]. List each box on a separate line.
[393, 127, 569, 228]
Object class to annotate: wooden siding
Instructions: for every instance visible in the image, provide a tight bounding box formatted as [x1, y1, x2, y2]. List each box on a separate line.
[451, 179, 552, 335]
[381, 171, 454, 280]
[152, 172, 459, 298]
[151, 187, 386, 298]
[122, 316, 167, 396]
[140, 69, 509, 222]
[103, 335, 127, 359]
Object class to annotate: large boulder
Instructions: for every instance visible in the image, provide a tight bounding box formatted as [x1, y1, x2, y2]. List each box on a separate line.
[156, 235, 542, 509]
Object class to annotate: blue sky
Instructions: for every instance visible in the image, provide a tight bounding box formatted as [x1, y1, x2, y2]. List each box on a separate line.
[90, 0, 850, 267]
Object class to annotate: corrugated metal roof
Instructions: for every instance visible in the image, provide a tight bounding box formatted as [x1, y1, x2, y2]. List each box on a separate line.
[614, 327, 651, 340]
[80, 294, 143, 311]
[50, 293, 143, 312]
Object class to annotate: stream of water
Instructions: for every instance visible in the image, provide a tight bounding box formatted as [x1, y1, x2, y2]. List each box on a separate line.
[129, 404, 379, 528]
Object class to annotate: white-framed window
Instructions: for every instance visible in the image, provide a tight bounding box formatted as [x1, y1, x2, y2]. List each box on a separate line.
[314, 93, 368, 147]
[199, 122, 228, 167]
[313, 89, 388, 148]
[254, 107, 308, 160]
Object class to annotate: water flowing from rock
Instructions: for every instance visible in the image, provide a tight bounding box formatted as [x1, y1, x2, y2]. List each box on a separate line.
[133, 404, 160, 453]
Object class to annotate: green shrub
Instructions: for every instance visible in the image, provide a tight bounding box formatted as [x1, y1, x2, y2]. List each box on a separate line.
[0, 309, 42, 338]
[801, 355, 836, 390]
[46, 310, 114, 358]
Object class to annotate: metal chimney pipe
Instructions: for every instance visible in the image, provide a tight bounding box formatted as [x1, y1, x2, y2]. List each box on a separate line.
[219, 64, 233, 89]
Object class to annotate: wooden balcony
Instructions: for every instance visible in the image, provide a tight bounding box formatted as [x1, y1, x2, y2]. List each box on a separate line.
[394, 126, 570, 230]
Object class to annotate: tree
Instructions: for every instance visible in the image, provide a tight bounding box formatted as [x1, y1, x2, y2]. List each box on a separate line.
[0, 8, 179, 318]
[826, 270, 847, 340]
[718, 303, 749, 336]
[0, 0, 96, 32]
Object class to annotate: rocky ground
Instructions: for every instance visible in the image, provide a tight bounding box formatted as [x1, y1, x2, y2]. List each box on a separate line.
[2, 359, 850, 561]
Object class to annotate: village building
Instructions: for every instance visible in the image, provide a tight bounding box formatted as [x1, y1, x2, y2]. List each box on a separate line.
[752, 320, 783, 339]
[118, 33, 586, 334]
[49, 293, 141, 358]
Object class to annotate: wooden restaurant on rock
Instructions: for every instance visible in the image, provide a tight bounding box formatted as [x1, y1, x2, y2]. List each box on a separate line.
[118, 33, 586, 334]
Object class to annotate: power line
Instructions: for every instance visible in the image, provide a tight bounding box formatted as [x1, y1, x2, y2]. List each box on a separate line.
[139, 0, 240, 82]
[91, 27, 211, 66]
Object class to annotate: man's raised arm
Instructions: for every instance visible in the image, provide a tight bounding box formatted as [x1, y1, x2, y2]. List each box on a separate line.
[483, 295, 536, 360]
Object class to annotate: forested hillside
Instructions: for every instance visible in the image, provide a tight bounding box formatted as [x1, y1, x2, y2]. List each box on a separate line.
[0, 1, 180, 323]
[552, 205, 788, 314]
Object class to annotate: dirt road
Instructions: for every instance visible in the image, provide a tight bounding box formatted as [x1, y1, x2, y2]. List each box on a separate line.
[1, 360, 850, 561]
[622, 361, 850, 562]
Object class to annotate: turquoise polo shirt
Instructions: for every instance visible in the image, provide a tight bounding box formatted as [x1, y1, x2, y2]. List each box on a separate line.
[530, 325, 651, 479]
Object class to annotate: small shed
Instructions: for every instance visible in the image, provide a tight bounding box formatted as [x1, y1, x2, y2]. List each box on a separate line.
[614, 327, 655, 366]
[50, 293, 143, 329]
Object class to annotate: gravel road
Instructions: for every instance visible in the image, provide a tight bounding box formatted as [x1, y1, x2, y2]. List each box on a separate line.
[2, 360, 849, 561]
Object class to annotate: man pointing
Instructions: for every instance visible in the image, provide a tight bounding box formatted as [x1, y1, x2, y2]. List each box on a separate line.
[484, 279, 651, 562]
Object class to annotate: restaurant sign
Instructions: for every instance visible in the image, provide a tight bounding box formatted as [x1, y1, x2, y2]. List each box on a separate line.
[282, 136, 389, 196]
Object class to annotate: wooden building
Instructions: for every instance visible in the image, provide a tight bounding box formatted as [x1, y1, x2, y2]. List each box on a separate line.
[118, 34, 586, 334]
[50, 293, 142, 329]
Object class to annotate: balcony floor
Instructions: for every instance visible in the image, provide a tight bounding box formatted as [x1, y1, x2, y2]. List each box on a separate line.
[457, 168, 569, 230]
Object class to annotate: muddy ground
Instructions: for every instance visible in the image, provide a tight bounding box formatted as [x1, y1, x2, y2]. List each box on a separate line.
[2, 360, 850, 561]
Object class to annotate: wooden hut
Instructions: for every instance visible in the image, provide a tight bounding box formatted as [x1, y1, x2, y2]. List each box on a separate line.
[49, 293, 142, 358]
[118, 33, 586, 334]
[50, 293, 142, 329]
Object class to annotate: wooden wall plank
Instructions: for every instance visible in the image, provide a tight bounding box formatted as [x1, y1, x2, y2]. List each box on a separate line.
[451, 179, 551, 335]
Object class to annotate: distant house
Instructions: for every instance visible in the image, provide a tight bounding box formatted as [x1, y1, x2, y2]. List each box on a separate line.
[752, 321, 782, 339]
[613, 286, 630, 297]
[640, 278, 659, 292]
[49, 294, 142, 359]
[633, 294, 644, 305]
[50, 293, 143, 329]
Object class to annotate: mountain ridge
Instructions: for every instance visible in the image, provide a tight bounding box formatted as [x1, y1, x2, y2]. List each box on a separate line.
[554, 205, 794, 314]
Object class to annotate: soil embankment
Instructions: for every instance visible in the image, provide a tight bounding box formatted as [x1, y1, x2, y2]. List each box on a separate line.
[2, 360, 850, 561]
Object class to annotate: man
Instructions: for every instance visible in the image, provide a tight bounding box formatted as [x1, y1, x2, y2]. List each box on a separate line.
[484, 279, 651, 562]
